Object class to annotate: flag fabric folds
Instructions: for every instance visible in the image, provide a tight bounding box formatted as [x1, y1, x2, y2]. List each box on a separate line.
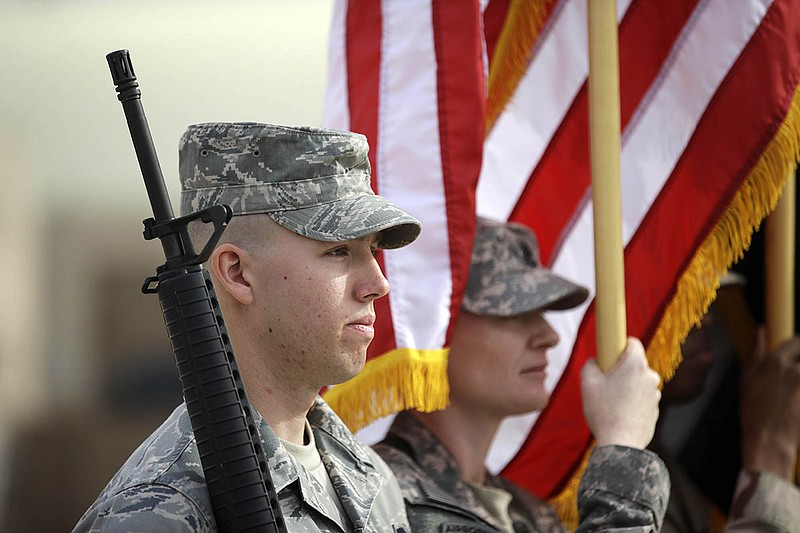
[481, 0, 800, 523]
[321, 0, 486, 430]
[323, 0, 800, 526]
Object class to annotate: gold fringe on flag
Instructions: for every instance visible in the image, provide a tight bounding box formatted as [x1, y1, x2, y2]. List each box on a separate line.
[549, 81, 800, 528]
[486, 0, 555, 134]
[323, 0, 557, 436]
[322, 348, 450, 432]
[648, 82, 800, 381]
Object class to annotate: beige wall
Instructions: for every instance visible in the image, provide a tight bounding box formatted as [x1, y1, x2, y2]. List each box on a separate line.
[0, 1, 332, 529]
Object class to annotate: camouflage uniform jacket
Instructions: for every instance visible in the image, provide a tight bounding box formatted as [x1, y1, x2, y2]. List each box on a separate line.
[375, 412, 669, 533]
[74, 397, 410, 532]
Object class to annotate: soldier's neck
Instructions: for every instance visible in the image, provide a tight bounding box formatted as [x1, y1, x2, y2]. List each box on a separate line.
[235, 352, 319, 445]
[413, 407, 500, 485]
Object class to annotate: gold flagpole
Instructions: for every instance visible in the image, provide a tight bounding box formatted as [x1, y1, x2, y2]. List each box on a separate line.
[765, 170, 797, 483]
[588, 0, 626, 371]
[765, 171, 796, 353]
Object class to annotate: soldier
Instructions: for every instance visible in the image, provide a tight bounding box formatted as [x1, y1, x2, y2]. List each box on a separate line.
[76, 125, 673, 532]
[73, 123, 422, 532]
[732, 331, 800, 531]
[653, 273, 800, 533]
[376, 217, 670, 532]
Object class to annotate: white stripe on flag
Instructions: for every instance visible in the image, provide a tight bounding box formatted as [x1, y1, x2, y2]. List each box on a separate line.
[486, 0, 773, 473]
[619, 0, 772, 242]
[321, 0, 349, 131]
[379, 0, 452, 350]
[477, 0, 633, 221]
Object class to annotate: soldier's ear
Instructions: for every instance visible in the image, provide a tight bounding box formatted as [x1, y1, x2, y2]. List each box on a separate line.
[210, 243, 254, 306]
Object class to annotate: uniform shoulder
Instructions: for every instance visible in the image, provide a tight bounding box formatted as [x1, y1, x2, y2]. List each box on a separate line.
[73, 483, 213, 532]
[74, 404, 215, 531]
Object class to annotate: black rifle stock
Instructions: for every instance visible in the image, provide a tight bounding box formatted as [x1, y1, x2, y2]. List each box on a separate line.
[106, 49, 285, 533]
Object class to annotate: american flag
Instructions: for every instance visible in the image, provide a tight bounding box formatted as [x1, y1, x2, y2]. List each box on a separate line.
[322, 0, 800, 521]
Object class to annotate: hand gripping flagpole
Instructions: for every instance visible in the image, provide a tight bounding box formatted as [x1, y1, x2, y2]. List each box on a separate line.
[587, 0, 627, 371]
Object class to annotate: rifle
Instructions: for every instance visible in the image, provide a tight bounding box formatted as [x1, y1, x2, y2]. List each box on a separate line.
[106, 49, 286, 533]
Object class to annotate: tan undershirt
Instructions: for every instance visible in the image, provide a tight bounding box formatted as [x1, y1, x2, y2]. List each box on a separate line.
[465, 478, 515, 532]
[280, 421, 350, 529]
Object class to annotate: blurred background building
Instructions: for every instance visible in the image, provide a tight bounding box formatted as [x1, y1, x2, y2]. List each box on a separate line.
[0, 1, 332, 530]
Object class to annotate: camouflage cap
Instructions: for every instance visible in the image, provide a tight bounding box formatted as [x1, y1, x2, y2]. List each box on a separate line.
[461, 217, 589, 316]
[179, 122, 422, 249]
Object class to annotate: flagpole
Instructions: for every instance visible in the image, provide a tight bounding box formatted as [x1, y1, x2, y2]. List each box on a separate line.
[765, 171, 796, 353]
[765, 170, 797, 483]
[588, 0, 626, 371]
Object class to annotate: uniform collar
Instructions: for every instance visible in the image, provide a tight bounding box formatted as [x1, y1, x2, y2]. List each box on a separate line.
[258, 397, 385, 530]
[388, 411, 505, 530]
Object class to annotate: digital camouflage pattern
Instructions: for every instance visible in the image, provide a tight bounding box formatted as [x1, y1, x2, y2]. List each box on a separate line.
[73, 397, 410, 532]
[376, 412, 566, 533]
[376, 412, 669, 533]
[577, 445, 670, 532]
[179, 122, 421, 249]
[461, 217, 589, 317]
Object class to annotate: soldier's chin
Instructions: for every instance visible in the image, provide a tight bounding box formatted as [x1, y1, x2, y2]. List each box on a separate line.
[329, 351, 368, 386]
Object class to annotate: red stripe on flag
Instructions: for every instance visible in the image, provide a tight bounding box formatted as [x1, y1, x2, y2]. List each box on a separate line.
[344, 0, 397, 358]
[503, 0, 800, 498]
[432, 0, 486, 343]
[511, 0, 701, 266]
[627, 0, 800, 345]
[484, 0, 562, 70]
[483, 0, 511, 64]
[344, 0, 381, 161]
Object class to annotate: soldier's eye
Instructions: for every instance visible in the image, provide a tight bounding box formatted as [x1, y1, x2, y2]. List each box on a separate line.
[327, 246, 349, 257]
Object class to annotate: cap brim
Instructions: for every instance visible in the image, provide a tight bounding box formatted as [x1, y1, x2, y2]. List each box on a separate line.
[462, 269, 589, 317]
[538, 273, 590, 311]
[267, 193, 422, 249]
